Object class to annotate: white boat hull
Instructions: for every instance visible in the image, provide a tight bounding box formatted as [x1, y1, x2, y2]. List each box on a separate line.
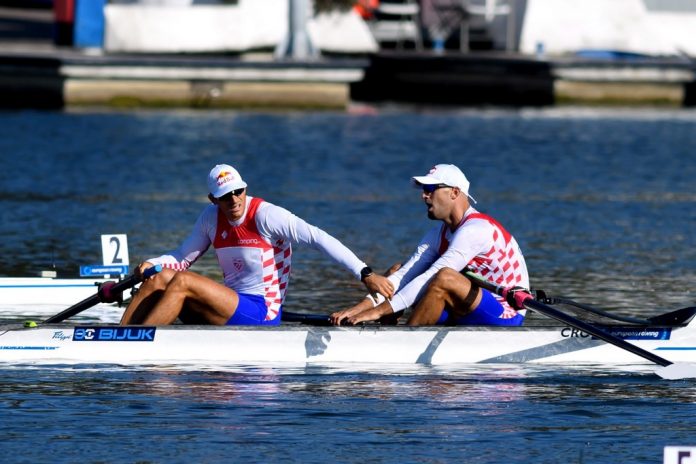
[1, 322, 695, 368]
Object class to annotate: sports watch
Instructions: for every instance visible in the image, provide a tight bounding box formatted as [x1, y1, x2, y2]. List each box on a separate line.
[360, 266, 374, 281]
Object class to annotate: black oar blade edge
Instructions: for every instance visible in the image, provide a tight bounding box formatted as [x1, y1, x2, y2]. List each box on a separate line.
[647, 307, 696, 326]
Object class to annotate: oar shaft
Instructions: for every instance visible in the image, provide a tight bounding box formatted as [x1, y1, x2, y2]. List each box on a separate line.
[524, 298, 672, 367]
[43, 295, 102, 324]
[465, 271, 673, 368]
[540, 295, 650, 325]
[44, 265, 162, 323]
[281, 311, 331, 325]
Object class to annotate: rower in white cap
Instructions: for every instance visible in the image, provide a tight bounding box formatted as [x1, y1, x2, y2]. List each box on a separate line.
[121, 163, 394, 326]
[330, 163, 529, 326]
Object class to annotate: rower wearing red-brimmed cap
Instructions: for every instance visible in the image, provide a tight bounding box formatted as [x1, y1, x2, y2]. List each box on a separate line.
[120, 164, 394, 326]
[330, 163, 529, 326]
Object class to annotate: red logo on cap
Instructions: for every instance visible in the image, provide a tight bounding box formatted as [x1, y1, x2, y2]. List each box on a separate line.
[216, 171, 235, 186]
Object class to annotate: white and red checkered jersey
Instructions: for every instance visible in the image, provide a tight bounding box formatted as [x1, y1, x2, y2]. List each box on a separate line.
[387, 206, 529, 314]
[147, 196, 368, 322]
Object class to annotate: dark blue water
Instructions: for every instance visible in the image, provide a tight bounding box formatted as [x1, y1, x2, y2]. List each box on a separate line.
[2, 364, 696, 463]
[1, 107, 696, 462]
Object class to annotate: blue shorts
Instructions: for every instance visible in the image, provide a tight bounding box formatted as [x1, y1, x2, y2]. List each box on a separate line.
[436, 289, 525, 326]
[226, 293, 281, 326]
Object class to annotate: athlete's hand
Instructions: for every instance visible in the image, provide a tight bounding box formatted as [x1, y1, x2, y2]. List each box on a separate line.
[345, 301, 394, 326]
[329, 308, 359, 326]
[346, 307, 383, 325]
[136, 262, 156, 280]
[330, 298, 373, 326]
[363, 274, 394, 299]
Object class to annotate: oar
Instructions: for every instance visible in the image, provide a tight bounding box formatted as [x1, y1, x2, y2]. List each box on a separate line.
[464, 271, 696, 380]
[537, 293, 696, 326]
[282, 311, 331, 326]
[43, 265, 162, 324]
[534, 291, 652, 325]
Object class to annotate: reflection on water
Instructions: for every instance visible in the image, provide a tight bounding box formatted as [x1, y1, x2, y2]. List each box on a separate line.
[3, 362, 693, 403]
[2, 362, 696, 463]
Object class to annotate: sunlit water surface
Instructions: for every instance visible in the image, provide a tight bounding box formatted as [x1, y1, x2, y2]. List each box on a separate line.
[1, 107, 696, 462]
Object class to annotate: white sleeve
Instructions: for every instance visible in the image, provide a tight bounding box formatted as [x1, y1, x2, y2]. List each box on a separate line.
[388, 227, 441, 292]
[255, 202, 366, 279]
[371, 227, 441, 310]
[389, 220, 494, 312]
[147, 206, 214, 270]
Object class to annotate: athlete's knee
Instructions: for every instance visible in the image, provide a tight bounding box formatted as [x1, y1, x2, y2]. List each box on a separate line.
[164, 270, 194, 292]
[430, 268, 464, 289]
[139, 268, 176, 293]
[158, 268, 176, 278]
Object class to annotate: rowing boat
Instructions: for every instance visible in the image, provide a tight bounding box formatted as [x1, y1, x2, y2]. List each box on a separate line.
[3, 266, 694, 377]
[2, 307, 695, 368]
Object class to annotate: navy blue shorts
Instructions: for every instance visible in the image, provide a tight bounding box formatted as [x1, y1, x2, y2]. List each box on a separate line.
[436, 289, 525, 326]
[226, 293, 281, 326]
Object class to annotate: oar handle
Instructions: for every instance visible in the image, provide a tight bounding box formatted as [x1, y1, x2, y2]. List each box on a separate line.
[99, 265, 162, 301]
[44, 265, 162, 324]
[464, 270, 674, 368]
[463, 271, 532, 309]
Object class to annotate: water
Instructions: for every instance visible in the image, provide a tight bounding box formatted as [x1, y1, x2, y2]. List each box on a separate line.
[1, 107, 696, 462]
[3, 364, 696, 463]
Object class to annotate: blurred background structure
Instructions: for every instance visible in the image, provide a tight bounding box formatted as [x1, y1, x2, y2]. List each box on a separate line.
[0, 0, 694, 108]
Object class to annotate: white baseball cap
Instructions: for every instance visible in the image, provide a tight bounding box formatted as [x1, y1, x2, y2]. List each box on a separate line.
[412, 164, 477, 204]
[207, 164, 247, 198]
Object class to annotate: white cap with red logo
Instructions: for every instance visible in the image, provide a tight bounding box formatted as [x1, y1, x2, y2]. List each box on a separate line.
[207, 164, 247, 198]
[412, 164, 477, 204]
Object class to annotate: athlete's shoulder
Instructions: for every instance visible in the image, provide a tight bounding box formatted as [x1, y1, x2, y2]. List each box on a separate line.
[253, 198, 298, 236]
[461, 209, 495, 230]
[254, 198, 292, 218]
[453, 211, 496, 247]
[464, 207, 494, 222]
[193, 204, 220, 234]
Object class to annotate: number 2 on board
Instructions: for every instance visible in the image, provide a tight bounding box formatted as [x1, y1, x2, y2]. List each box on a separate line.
[101, 234, 129, 266]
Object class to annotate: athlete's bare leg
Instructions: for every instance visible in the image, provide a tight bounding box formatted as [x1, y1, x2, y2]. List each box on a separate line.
[120, 268, 176, 324]
[120, 270, 240, 325]
[407, 268, 481, 325]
